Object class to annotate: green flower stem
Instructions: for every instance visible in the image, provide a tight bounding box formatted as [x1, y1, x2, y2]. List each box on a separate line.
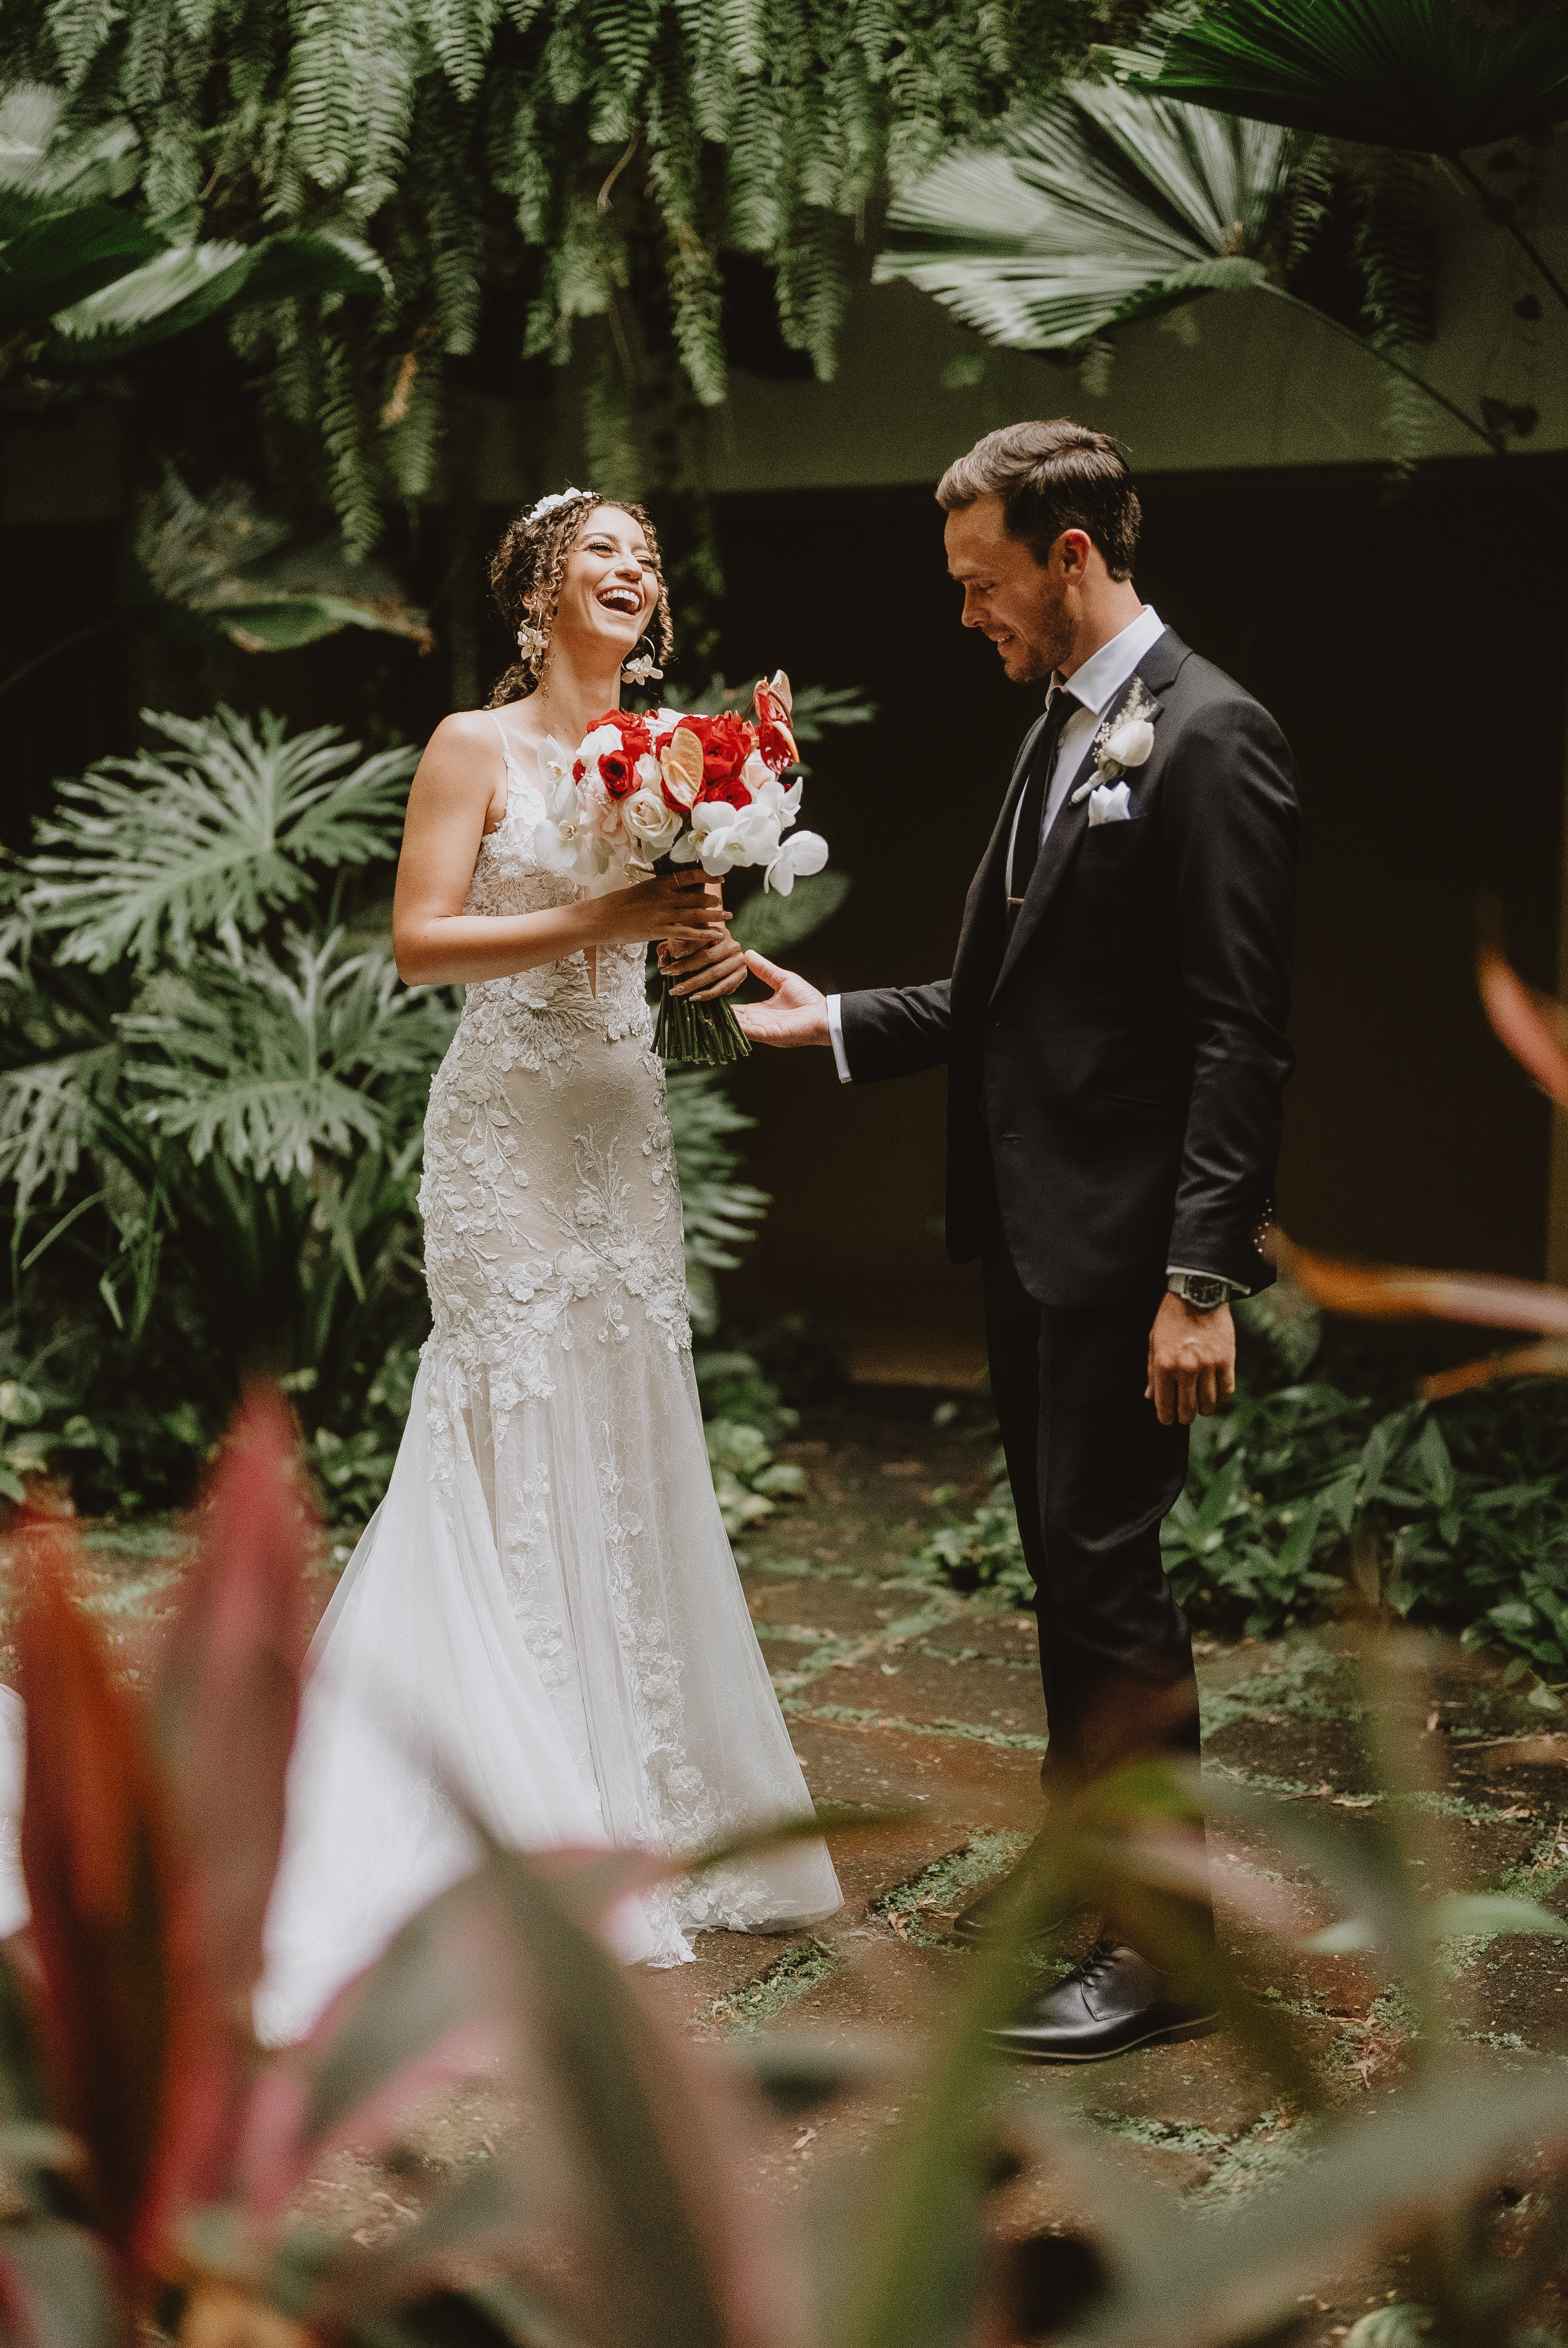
[654, 981, 751, 1067]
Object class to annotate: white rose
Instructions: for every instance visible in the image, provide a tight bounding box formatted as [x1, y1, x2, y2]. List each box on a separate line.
[579, 722, 623, 766]
[765, 828, 829, 895]
[623, 786, 681, 854]
[1102, 716, 1155, 770]
[634, 752, 662, 791]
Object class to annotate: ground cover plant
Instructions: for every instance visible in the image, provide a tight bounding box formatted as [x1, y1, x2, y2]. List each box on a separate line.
[9, 1392, 1568, 2348]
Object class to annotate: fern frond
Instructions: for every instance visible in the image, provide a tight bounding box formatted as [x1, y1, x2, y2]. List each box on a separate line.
[422, 0, 503, 105]
[45, 0, 122, 89]
[320, 328, 384, 553]
[120, 0, 172, 114]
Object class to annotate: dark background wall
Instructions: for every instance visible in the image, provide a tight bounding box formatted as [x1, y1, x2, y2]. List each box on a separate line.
[702, 464, 1568, 1377]
[4, 457, 1564, 1382]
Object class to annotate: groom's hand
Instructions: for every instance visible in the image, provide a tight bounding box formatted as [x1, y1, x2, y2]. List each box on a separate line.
[733, 951, 831, 1048]
[1146, 1294, 1235, 1427]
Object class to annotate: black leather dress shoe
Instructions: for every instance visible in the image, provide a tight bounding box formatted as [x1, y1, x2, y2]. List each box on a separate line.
[984, 1943, 1219, 2064]
[951, 1837, 1082, 1945]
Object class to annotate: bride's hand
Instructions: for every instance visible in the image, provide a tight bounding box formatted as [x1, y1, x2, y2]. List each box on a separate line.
[658, 925, 749, 1001]
[592, 869, 728, 946]
[733, 952, 831, 1047]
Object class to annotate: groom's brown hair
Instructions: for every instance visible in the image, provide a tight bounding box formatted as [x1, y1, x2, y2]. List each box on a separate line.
[936, 421, 1141, 581]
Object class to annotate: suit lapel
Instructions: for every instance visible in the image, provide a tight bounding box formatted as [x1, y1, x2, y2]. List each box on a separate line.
[988, 627, 1187, 1000]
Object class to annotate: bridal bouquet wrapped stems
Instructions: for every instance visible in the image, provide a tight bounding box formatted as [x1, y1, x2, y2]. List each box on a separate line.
[534, 673, 828, 1065]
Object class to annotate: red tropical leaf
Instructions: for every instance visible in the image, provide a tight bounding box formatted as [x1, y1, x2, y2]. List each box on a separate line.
[146, 1388, 310, 2226]
[1421, 1338, 1568, 1399]
[1477, 933, 1568, 1110]
[153, 1386, 307, 2012]
[1272, 1231, 1568, 1335]
[14, 1515, 195, 2262]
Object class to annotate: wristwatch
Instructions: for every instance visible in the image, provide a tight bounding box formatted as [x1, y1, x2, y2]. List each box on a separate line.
[1167, 1271, 1231, 1313]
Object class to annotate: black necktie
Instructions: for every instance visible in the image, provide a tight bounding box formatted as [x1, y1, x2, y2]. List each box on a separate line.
[1005, 686, 1080, 941]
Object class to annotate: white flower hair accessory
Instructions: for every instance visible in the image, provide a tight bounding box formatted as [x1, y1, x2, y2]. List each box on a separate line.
[526, 486, 592, 527]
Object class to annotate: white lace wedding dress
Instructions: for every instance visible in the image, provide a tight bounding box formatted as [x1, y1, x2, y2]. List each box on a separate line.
[255, 719, 840, 2043]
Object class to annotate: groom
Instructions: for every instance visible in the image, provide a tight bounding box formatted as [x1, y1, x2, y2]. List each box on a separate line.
[737, 420, 1299, 2063]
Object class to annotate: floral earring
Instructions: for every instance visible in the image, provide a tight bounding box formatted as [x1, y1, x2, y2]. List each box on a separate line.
[622, 633, 663, 687]
[516, 612, 549, 667]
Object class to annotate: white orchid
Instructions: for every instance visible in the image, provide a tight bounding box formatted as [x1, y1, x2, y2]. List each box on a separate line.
[689, 797, 783, 876]
[765, 828, 829, 895]
[741, 755, 804, 830]
[623, 786, 681, 855]
[536, 733, 574, 801]
[533, 812, 596, 877]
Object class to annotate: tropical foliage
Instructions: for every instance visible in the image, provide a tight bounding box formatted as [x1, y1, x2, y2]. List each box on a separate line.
[9, 1404, 1568, 2348]
[880, 0, 1568, 460]
[0, 687, 863, 1519]
[0, 0, 1111, 562]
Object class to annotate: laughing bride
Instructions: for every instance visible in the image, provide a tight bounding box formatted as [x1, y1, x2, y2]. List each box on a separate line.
[255, 488, 842, 2043]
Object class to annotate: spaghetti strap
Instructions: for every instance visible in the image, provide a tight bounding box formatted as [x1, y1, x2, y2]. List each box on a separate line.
[481, 712, 514, 836]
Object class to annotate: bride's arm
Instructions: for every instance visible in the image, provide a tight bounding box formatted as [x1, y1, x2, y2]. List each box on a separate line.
[393, 713, 726, 986]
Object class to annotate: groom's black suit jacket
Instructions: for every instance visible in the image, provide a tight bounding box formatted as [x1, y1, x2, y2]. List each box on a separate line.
[838, 626, 1299, 1309]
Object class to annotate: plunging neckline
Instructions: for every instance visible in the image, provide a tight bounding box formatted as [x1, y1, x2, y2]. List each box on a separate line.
[487, 712, 597, 1000]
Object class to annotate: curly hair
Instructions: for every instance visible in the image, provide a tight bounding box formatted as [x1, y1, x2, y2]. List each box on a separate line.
[485, 491, 675, 707]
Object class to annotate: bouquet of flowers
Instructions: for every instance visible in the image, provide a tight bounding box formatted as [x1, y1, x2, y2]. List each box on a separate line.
[533, 672, 828, 1065]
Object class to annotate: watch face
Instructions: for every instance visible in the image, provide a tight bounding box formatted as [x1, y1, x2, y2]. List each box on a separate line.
[1184, 1277, 1226, 1308]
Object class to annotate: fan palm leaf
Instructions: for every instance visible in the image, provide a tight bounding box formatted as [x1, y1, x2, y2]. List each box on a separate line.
[24, 708, 419, 973]
[1133, 0, 1568, 155]
[875, 83, 1287, 349]
[122, 931, 457, 1181]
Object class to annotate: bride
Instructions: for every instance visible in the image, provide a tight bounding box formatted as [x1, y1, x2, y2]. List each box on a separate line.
[256, 488, 842, 2043]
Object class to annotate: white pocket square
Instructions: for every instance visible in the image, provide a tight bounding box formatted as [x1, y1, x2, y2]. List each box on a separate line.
[1086, 780, 1133, 826]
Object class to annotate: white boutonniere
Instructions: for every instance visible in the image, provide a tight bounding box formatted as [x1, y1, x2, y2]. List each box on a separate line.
[1070, 677, 1159, 817]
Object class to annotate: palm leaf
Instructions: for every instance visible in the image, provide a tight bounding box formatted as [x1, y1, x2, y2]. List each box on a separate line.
[1134, 0, 1568, 153]
[130, 470, 434, 653]
[43, 229, 384, 360]
[0, 199, 167, 331]
[122, 931, 455, 1181]
[875, 84, 1288, 349]
[24, 708, 417, 972]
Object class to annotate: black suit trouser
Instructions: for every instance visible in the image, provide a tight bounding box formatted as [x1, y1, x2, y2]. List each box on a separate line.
[982, 1230, 1201, 1793]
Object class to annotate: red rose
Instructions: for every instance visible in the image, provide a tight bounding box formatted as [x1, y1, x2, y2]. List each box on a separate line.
[591, 709, 652, 759]
[686, 709, 755, 794]
[599, 748, 637, 798]
[572, 758, 586, 783]
[699, 771, 752, 809]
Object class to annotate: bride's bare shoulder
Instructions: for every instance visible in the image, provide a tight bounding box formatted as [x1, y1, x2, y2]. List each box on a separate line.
[408, 710, 509, 823]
